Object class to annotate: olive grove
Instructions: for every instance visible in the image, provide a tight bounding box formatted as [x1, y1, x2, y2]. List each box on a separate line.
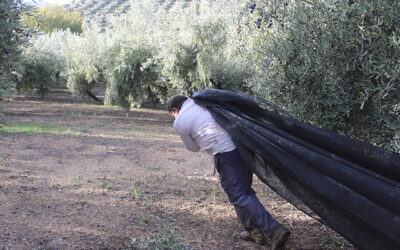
[11, 0, 400, 150]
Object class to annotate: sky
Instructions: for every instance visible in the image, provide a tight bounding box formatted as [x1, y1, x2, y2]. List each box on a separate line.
[24, 0, 73, 6]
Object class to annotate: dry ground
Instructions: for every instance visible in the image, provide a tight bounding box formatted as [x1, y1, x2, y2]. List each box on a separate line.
[0, 88, 354, 249]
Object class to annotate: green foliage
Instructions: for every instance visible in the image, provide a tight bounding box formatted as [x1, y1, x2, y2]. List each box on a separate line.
[156, 1, 253, 97]
[15, 0, 400, 150]
[0, 0, 31, 99]
[160, 20, 252, 96]
[17, 0, 252, 106]
[16, 55, 53, 96]
[62, 27, 104, 96]
[22, 5, 83, 34]
[322, 237, 346, 249]
[17, 47, 55, 96]
[130, 221, 191, 250]
[160, 42, 200, 96]
[103, 43, 159, 109]
[131, 184, 140, 200]
[0, 123, 65, 134]
[248, 0, 400, 149]
[15, 31, 67, 96]
[211, 186, 217, 203]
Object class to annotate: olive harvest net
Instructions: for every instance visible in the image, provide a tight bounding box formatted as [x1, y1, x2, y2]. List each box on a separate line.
[191, 89, 400, 250]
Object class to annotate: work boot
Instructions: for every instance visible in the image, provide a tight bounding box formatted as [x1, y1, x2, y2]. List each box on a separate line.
[239, 228, 268, 245]
[270, 224, 290, 250]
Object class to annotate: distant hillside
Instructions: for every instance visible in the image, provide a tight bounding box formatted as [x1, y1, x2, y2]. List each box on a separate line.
[65, 0, 193, 27]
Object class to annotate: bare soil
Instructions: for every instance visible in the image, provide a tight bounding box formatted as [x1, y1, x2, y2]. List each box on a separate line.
[0, 88, 354, 249]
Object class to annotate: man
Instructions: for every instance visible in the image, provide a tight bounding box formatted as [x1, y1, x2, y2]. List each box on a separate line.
[167, 94, 290, 249]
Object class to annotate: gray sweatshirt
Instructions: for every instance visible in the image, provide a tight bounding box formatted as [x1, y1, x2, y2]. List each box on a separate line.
[173, 98, 236, 155]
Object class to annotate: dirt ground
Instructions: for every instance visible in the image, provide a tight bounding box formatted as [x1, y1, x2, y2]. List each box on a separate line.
[0, 88, 355, 249]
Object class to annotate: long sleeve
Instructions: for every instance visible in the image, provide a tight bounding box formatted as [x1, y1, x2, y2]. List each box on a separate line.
[176, 129, 200, 152]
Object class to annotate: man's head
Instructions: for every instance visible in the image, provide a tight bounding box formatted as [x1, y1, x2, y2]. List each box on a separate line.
[167, 95, 188, 118]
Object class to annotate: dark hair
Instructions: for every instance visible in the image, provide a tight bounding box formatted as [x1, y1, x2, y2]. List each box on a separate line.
[167, 95, 188, 113]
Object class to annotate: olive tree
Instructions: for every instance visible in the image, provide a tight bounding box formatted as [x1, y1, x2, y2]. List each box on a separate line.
[62, 25, 105, 99]
[22, 5, 83, 34]
[246, 0, 400, 150]
[154, 0, 254, 97]
[0, 0, 31, 100]
[16, 31, 67, 96]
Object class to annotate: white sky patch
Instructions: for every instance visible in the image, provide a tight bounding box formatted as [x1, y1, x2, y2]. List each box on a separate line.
[24, 0, 73, 6]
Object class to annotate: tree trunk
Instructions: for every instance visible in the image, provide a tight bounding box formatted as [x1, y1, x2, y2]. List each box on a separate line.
[86, 90, 103, 104]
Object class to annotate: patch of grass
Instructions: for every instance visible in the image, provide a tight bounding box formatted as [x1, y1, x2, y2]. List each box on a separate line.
[131, 184, 140, 200]
[130, 221, 191, 250]
[0, 123, 70, 135]
[146, 197, 153, 208]
[105, 183, 113, 190]
[211, 186, 217, 203]
[191, 214, 196, 223]
[322, 237, 346, 249]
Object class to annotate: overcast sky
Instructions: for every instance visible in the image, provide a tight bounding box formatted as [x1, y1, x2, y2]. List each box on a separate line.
[24, 0, 73, 6]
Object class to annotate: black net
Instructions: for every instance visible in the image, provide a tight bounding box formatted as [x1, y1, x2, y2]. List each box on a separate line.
[191, 89, 400, 250]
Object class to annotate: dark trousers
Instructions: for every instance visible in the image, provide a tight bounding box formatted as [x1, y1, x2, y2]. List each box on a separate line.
[214, 149, 278, 237]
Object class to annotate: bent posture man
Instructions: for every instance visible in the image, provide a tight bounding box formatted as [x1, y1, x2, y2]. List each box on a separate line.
[167, 95, 290, 249]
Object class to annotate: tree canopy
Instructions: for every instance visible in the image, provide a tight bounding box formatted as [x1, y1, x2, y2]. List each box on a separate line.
[22, 5, 82, 34]
[0, 0, 31, 100]
[13, 0, 400, 151]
